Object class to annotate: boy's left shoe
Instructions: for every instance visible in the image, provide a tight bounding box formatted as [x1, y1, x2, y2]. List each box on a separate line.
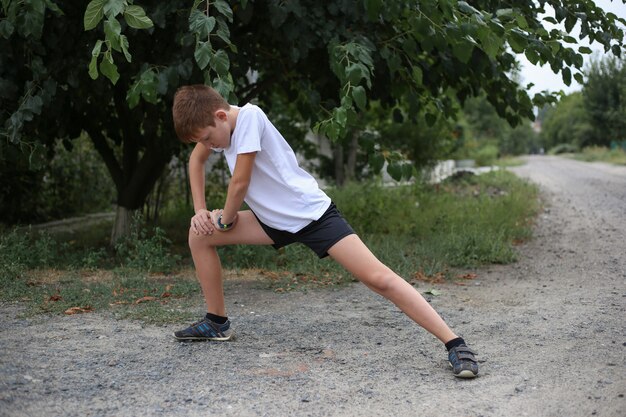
[448, 344, 479, 378]
[173, 317, 233, 341]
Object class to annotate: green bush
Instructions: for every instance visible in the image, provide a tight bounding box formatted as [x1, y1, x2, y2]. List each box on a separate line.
[115, 214, 181, 273]
[549, 143, 579, 154]
[474, 144, 499, 166]
[575, 146, 626, 165]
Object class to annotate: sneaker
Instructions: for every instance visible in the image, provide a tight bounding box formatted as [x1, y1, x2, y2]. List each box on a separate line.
[174, 317, 233, 341]
[448, 344, 479, 378]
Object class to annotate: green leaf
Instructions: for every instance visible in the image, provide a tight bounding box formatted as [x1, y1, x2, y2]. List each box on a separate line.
[402, 163, 414, 180]
[561, 67, 571, 86]
[335, 106, 348, 128]
[573, 72, 584, 84]
[564, 16, 576, 33]
[478, 30, 501, 59]
[120, 35, 131, 62]
[453, 40, 474, 63]
[346, 63, 363, 85]
[508, 31, 527, 53]
[209, 49, 230, 75]
[127, 85, 141, 108]
[189, 10, 216, 38]
[88, 40, 103, 79]
[104, 18, 122, 51]
[84, 0, 105, 30]
[23, 95, 43, 114]
[104, 17, 121, 37]
[103, 0, 124, 18]
[0, 19, 14, 38]
[351, 85, 366, 111]
[548, 41, 561, 55]
[139, 70, 159, 104]
[214, 0, 233, 22]
[45, 0, 64, 16]
[216, 18, 231, 45]
[525, 48, 540, 65]
[515, 15, 528, 29]
[194, 41, 212, 70]
[458, 1, 478, 15]
[611, 44, 622, 58]
[495, 9, 514, 19]
[124, 5, 153, 29]
[212, 76, 234, 99]
[386, 162, 403, 181]
[369, 152, 384, 174]
[412, 66, 423, 85]
[578, 46, 592, 54]
[100, 53, 119, 84]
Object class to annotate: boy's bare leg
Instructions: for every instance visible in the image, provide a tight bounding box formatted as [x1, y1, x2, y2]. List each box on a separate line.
[328, 234, 458, 344]
[188, 210, 274, 316]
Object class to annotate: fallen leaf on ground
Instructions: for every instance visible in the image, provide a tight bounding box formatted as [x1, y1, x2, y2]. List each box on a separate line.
[425, 289, 442, 296]
[412, 271, 446, 284]
[64, 306, 93, 315]
[48, 294, 62, 302]
[135, 296, 157, 304]
[456, 273, 478, 280]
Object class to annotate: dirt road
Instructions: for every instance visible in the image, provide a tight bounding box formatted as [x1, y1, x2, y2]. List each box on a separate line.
[1, 155, 625, 417]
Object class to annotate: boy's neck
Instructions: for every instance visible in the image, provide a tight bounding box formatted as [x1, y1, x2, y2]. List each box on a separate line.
[227, 106, 240, 134]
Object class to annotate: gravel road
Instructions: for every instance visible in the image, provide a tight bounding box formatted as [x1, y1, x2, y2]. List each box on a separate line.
[1, 155, 625, 417]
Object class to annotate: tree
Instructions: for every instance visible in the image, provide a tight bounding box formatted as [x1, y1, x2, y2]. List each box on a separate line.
[1, 1, 187, 243]
[2, 0, 625, 240]
[583, 55, 626, 146]
[541, 92, 593, 149]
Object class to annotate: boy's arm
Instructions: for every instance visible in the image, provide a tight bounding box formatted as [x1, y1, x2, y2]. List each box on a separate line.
[189, 143, 213, 235]
[213, 152, 256, 229]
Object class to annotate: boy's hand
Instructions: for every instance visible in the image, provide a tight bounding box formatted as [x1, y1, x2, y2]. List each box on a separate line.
[190, 209, 215, 235]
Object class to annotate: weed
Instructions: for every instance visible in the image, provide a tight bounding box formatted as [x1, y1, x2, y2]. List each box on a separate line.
[573, 146, 626, 165]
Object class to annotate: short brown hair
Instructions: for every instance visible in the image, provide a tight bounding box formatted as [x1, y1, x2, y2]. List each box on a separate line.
[172, 85, 230, 143]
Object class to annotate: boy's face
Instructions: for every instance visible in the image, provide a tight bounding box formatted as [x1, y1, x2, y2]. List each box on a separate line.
[189, 110, 231, 150]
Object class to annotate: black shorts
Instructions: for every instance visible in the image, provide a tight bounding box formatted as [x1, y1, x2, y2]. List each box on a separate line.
[253, 202, 355, 258]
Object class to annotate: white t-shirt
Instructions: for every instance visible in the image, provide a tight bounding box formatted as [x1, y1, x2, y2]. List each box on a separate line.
[217, 103, 331, 233]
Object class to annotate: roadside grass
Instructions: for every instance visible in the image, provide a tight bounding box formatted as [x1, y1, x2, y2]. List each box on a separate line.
[571, 146, 626, 165]
[495, 156, 525, 167]
[0, 170, 539, 322]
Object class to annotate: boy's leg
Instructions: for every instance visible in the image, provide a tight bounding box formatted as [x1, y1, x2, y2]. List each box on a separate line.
[188, 210, 274, 316]
[327, 234, 458, 344]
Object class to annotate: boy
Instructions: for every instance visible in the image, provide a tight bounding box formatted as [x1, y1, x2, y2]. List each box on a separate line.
[171, 85, 478, 378]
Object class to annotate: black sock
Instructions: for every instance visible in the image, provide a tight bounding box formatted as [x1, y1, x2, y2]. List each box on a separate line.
[445, 337, 466, 351]
[205, 312, 228, 324]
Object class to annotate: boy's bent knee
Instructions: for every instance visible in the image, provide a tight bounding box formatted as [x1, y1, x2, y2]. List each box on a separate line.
[188, 227, 216, 249]
[362, 270, 395, 293]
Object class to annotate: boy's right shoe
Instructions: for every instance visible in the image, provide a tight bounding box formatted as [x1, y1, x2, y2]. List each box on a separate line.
[174, 317, 233, 341]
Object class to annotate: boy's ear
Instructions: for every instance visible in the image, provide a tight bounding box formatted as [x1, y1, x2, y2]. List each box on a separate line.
[214, 109, 228, 121]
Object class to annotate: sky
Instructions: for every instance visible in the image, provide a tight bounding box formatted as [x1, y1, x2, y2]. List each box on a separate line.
[518, 0, 626, 97]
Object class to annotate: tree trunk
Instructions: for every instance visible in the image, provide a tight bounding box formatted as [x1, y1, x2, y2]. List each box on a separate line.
[110, 205, 134, 246]
[333, 145, 345, 187]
